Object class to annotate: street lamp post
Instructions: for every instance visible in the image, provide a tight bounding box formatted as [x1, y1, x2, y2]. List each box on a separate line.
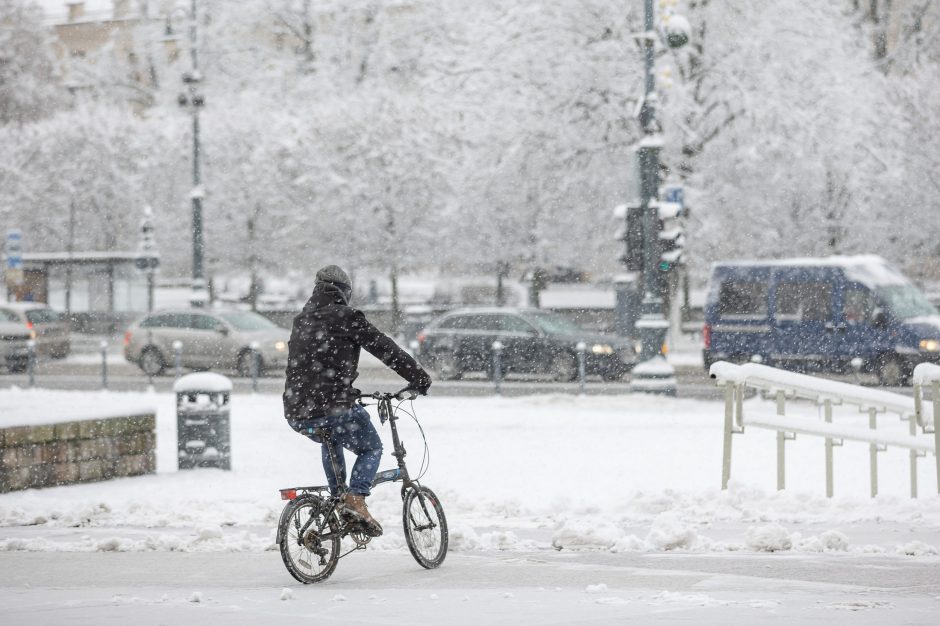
[628, 0, 684, 396]
[167, 0, 207, 306]
[136, 206, 160, 312]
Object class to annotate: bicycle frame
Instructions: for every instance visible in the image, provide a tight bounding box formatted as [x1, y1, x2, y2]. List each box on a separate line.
[276, 390, 437, 546]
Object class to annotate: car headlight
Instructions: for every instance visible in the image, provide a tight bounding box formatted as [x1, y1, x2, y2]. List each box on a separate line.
[275, 341, 287, 352]
[920, 339, 940, 352]
[591, 344, 614, 355]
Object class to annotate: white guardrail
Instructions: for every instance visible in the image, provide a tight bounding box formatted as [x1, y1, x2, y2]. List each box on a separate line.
[709, 361, 938, 498]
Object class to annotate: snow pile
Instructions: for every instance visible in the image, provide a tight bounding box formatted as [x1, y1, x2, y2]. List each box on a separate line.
[745, 523, 793, 552]
[645, 512, 703, 551]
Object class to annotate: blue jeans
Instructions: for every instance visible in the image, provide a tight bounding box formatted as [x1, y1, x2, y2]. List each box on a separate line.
[289, 405, 383, 496]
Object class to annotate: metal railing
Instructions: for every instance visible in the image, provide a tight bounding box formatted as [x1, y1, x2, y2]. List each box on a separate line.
[913, 363, 940, 494]
[710, 361, 937, 498]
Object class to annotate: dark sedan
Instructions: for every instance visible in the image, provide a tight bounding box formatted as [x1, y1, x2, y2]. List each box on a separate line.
[415, 308, 637, 382]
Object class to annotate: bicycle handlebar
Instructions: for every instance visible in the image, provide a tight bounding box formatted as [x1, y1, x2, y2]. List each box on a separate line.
[357, 386, 422, 402]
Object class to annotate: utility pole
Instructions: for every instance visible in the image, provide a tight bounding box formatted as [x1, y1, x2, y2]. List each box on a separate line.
[65, 198, 75, 318]
[247, 214, 258, 312]
[628, 0, 686, 396]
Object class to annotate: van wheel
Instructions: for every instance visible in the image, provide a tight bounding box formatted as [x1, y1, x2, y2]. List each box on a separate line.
[139, 347, 165, 377]
[877, 356, 907, 387]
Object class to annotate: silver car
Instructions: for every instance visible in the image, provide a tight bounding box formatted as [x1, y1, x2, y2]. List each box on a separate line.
[124, 309, 290, 377]
[0, 303, 70, 360]
[0, 310, 32, 372]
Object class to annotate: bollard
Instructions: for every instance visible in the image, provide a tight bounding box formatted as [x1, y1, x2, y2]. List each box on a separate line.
[491, 340, 503, 396]
[850, 357, 864, 385]
[100, 340, 108, 390]
[576, 341, 587, 395]
[27, 340, 36, 388]
[173, 340, 183, 379]
[250, 340, 261, 393]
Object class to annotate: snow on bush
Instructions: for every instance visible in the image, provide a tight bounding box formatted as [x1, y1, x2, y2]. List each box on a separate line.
[745, 523, 792, 552]
[646, 513, 702, 551]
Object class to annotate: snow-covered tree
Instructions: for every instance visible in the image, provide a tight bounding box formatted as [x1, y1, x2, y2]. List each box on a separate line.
[0, 0, 63, 125]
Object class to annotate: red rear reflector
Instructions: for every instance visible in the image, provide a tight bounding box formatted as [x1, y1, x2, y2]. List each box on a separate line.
[280, 489, 297, 501]
[124, 330, 132, 346]
[26, 321, 33, 330]
[703, 324, 711, 349]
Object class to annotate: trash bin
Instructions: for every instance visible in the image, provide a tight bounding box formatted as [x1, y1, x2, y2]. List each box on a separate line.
[173, 372, 233, 470]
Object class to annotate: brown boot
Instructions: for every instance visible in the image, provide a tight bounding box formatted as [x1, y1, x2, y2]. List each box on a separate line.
[343, 493, 383, 537]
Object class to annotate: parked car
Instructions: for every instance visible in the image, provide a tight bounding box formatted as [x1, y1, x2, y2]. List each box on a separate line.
[416, 308, 636, 382]
[0, 308, 32, 372]
[702, 255, 940, 385]
[0, 302, 70, 359]
[124, 309, 290, 376]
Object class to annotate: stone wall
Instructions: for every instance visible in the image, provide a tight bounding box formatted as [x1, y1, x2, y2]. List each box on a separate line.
[0, 414, 156, 493]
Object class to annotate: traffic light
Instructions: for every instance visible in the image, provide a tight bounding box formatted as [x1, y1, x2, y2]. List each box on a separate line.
[657, 199, 685, 272]
[613, 203, 644, 272]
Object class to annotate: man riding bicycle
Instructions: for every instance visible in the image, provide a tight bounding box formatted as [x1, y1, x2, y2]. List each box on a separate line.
[283, 265, 432, 537]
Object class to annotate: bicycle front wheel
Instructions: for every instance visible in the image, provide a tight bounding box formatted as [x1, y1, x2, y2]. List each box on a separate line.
[279, 496, 341, 584]
[402, 486, 448, 569]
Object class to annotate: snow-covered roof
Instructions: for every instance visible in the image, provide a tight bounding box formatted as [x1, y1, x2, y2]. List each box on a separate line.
[712, 255, 910, 288]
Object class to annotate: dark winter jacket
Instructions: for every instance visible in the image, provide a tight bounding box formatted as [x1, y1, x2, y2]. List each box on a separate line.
[283, 282, 431, 420]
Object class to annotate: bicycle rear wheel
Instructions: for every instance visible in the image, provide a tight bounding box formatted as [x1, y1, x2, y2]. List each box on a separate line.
[279, 496, 341, 584]
[402, 486, 448, 569]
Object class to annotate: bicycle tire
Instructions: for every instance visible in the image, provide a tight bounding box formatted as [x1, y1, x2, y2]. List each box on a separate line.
[278, 496, 341, 584]
[402, 486, 448, 569]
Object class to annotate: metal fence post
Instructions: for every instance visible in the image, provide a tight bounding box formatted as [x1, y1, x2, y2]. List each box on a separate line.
[869, 407, 878, 497]
[824, 399, 834, 498]
[909, 409, 918, 499]
[933, 381, 940, 495]
[250, 340, 260, 393]
[26, 340, 36, 388]
[492, 341, 503, 396]
[100, 340, 108, 390]
[721, 383, 735, 490]
[576, 341, 586, 396]
[173, 340, 183, 380]
[776, 390, 786, 491]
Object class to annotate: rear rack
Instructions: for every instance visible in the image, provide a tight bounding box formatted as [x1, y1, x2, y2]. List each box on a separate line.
[279, 485, 330, 500]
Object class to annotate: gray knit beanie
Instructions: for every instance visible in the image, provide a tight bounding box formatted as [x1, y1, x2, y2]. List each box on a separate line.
[315, 265, 351, 286]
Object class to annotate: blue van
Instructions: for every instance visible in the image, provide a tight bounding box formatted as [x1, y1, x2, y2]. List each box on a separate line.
[702, 256, 940, 385]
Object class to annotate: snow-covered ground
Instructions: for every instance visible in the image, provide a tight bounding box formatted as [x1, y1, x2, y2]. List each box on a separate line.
[1, 388, 939, 623]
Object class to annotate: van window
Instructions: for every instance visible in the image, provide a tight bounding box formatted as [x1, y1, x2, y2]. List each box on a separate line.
[717, 282, 768, 319]
[776, 282, 833, 322]
[874, 285, 938, 319]
[844, 287, 875, 323]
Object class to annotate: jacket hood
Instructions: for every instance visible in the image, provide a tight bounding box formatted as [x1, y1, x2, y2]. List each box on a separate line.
[304, 282, 349, 311]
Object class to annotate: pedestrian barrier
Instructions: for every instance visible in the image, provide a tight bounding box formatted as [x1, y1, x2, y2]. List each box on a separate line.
[710, 361, 937, 498]
[913, 363, 940, 493]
